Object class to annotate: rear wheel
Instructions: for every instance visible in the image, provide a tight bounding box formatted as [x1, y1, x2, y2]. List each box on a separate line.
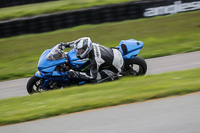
[123, 56, 147, 76]
[26, 76, 45, 94]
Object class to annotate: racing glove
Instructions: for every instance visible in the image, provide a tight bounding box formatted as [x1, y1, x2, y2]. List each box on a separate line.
[68, 69, 80, 78]
[59, 42, 74, 50]
[58, 43, 65, 50]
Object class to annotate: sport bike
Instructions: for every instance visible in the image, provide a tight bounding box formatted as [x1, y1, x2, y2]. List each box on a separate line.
[27, 39, 147, 94]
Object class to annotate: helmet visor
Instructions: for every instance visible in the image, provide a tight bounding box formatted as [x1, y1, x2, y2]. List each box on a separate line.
[76, 48, 85, 57]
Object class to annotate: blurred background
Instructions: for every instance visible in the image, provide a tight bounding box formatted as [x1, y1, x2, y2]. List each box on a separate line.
[0, 0, 199, 81]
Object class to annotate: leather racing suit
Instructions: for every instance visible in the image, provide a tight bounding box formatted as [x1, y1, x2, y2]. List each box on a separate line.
[63, 39, 124, 82]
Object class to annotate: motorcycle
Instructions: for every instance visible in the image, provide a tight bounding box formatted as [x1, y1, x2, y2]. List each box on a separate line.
[27, 39, 147, 94]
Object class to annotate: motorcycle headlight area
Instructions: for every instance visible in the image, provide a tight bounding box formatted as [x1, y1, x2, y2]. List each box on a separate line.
[36, 71, 41, 76]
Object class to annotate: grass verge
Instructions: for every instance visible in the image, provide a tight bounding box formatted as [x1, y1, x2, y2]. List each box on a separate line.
[0, 0, 132, 20]
[0, 68, 200, 126]
[0, 10, 200, 81]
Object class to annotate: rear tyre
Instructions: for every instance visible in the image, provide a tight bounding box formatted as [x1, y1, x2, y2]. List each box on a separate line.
[123, 56, 147, 76]
[26, 76, 44, 94]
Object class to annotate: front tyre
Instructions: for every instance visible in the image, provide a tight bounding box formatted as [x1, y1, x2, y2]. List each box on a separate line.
[123, 56, 147, 76]
[26, 76, 45, 94]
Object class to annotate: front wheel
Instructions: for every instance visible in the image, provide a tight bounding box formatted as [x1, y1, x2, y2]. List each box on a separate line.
[123, 56, 147, 76]
[26, 76, 45, 94]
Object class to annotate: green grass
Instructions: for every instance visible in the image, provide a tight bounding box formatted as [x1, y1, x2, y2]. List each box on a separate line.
[0, 10, 200, 81]
[0, 0, 132, 20]
[0, 68, 200, 126]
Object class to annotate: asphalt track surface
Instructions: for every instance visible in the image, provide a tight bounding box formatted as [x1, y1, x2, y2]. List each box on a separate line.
[0, 51, 200, 133]
[0, 51, 200, 99]
[1, 91, 200, 133]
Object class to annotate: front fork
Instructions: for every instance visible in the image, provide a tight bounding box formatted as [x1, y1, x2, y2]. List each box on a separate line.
[35, 71, 50, 90]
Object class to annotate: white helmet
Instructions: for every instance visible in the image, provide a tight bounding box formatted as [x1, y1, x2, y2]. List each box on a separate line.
[74, 37, 92, 59]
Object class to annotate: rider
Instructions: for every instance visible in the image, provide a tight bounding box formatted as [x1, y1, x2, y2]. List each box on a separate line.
[60, 37, 124, 83]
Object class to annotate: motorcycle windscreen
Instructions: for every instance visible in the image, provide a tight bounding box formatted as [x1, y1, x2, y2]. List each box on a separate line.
[46, 45, 65, 61]
[38, 49, 65, 72]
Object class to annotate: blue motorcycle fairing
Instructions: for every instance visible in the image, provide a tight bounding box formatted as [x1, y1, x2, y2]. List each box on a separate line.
[52, 71, 68, 76]
[117, 39, 143, 59]
[35, 70, 71, 89]
[35, 71, 44, 78]
[123, 49, 142, 59]
[67, 48, 78, 61]
[35, 46, 90, 89]
[38, 49, 66, 72]
[39, 49, 51, 61]
[41, 66, 57, 73]
[68, 48, 90, 71]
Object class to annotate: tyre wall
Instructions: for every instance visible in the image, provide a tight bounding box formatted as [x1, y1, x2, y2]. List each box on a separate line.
[0, 0, 199, 38]
[0, 0, 57, 8]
